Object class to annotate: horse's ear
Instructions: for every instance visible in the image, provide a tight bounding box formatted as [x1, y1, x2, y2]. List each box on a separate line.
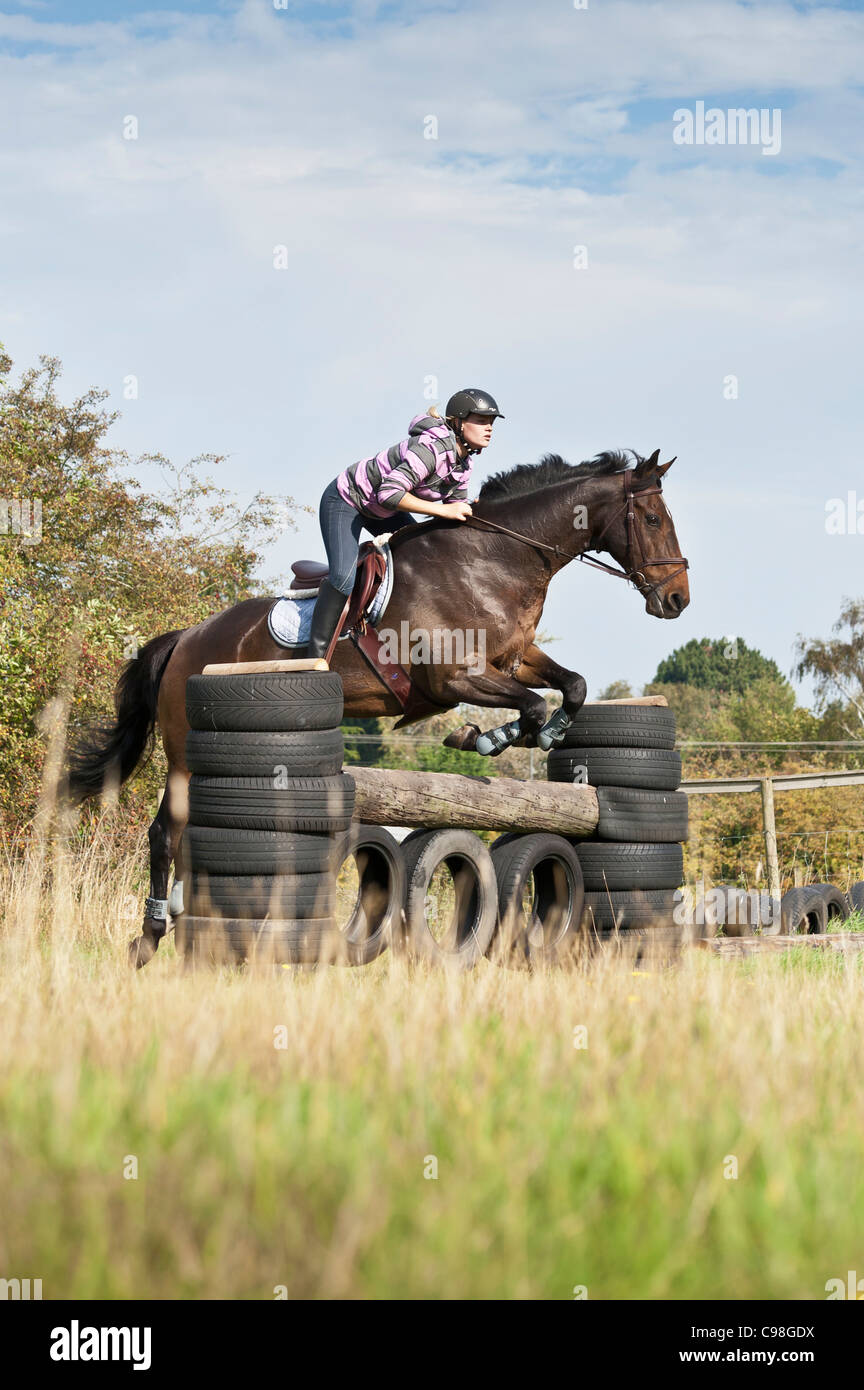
[656, 456, 677, 478]
[634, 449, 660, 477]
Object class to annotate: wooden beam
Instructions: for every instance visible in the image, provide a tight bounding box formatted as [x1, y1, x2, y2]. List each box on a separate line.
[348, 765, 598, 834]
[202, 658, 330, 675]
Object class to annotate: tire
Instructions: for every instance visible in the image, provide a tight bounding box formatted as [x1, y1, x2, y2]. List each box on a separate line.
[595, 786, 689, 843]
[488, 833, 585, 968]
[185, 728, 344, 778]
[548, 747, 681, 791]
[188, 774, 354, 833]
[186, 871, 334, 920]
[780, 887, 828, 935]
[399, 829, 498, 969]
[592, 925, 686, 966]
[186, 671, 343, 732]
[849, 882, 864, 914]
[558, 705, 676, 750]
[176, 915, 340, 965]
[703, 884, 781, 938]
[573, 842, 684, 891]
[808, 882, 851, 924]
[489, 832, 525, 853]
[330, 824, 406, 966]
[182, 825, 336, 876]
[581, 888, 679, 932]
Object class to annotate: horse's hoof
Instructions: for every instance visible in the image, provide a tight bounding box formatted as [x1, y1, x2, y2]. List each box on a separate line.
[443, 724, 481, 751]
[128, 935, 157, 969]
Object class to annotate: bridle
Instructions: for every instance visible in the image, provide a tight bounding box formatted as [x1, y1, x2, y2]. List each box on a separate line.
[464, 470, 689, 605]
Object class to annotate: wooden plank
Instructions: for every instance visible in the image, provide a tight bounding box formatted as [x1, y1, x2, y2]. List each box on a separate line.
[202, 659, 330, 675]
[696, 933, 864, 956]
[349, 765, 599, 833]
[583, 696, 669, 707]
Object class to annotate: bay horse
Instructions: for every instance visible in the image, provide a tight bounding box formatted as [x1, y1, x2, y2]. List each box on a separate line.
[65, 447, 689, 965]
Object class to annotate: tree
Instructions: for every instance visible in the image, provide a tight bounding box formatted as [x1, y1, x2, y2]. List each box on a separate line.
[595, 679, 633, 700]
[0, 348, 304, 823]
[653, 637, 786, 695]
[794, 599, 864, 735]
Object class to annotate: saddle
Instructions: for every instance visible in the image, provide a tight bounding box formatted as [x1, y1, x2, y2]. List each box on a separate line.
[289, 542, 414, 705]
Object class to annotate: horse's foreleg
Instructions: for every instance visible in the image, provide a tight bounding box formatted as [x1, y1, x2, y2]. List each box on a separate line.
[438, 668, 549, 756]
[130, 767, 190, 969]
[513, 645, 588, 749]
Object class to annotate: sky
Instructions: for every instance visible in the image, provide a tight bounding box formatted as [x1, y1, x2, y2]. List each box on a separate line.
[1, 0, 862, 702]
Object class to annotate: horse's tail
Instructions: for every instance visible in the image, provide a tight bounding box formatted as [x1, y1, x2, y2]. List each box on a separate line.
[64, 629, 184, 805]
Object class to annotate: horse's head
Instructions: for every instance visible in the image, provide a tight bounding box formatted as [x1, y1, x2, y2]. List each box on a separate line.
[599, 450, 690, 619]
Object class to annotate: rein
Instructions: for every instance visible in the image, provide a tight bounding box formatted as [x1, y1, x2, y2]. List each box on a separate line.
[465, 471, 689, 604]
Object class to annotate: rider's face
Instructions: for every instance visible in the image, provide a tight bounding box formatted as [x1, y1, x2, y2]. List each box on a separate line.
[460, 414, 495, 450]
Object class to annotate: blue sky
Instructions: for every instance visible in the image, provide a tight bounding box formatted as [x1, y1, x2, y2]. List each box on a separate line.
[1, 0, 863, 702]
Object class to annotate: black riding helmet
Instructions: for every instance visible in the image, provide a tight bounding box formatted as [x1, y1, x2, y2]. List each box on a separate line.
[444, 387, 504, 455]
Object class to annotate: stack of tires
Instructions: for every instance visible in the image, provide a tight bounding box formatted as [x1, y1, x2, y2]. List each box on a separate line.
[176, 670, 402, 966]
[547, 704, 688, 960]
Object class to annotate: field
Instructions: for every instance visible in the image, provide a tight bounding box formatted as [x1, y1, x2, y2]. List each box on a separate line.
[2, 827, 864, 1302]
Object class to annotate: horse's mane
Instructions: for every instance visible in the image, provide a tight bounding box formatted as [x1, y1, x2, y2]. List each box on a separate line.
[386, 449, 646, 553]
[478, 450, 642, 502]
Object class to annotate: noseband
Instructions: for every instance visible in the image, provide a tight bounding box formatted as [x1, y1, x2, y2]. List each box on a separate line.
[465, 470, 689, 604]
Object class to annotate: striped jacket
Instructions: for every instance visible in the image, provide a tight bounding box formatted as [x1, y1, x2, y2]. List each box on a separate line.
[336, 414, 472, 519]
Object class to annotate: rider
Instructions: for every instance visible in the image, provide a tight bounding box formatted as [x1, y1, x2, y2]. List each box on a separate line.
[306, 387, 505, 660]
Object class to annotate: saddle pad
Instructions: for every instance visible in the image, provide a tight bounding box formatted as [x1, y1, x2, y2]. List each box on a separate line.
[267, 540, 395, 649]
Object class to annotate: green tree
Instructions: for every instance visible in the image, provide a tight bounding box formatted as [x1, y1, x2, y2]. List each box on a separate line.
[653, 637, 785, 695]
[0, 348, 304, 823]
[794, 599, 864, 735]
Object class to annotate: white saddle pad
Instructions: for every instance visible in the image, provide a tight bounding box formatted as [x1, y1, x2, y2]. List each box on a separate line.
[267, 540, 395, 649]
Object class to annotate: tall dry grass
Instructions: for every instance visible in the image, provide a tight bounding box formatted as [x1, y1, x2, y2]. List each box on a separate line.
[2, 804, 864, 1301]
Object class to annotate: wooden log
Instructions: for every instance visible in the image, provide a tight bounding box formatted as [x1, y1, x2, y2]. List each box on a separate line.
[202, 658, 330, 675]
[583, 696, 669, 707]
[348, 766, 598, 834]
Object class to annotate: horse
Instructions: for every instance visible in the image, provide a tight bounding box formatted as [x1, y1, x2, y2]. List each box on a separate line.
[65, 447, 689, 966]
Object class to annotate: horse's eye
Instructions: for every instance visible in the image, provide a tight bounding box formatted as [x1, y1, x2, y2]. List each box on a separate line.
[646, 512, 661, 526]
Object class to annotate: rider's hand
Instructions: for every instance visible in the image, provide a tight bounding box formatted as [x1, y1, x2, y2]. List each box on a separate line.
[439, 500, 473, 521]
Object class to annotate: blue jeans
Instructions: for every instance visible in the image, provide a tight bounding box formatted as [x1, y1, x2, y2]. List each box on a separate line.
[319, 478, 419, 595]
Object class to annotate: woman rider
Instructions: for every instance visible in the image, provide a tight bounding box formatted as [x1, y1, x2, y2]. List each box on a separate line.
[306, 387, 504, 660]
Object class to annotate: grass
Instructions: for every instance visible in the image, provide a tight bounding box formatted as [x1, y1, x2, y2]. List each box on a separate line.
[2, 827, 864, 1301]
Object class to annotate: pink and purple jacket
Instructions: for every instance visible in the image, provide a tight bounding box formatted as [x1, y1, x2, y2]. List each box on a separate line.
[336, 414, 472, 518]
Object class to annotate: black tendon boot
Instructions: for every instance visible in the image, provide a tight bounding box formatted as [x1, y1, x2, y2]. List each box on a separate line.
[306, 578, 349, 661]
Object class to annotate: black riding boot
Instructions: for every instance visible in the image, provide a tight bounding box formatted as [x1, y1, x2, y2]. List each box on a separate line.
[306, 578, 349, 661]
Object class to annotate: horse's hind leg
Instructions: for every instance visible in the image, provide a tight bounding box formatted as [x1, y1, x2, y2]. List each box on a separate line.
[129, 766, 190, 969]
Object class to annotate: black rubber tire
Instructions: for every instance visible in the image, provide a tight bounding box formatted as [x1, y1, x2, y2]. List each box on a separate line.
[592, 925, 686, 966]
[808, 882, 851, 923]
[185, 728, 344, 778]
[186, 671, 343, 732]
[573, 842, 684, 891]
[558, 705, 676, 750]
[182, 825, 337, 876]
[488, 833, 585, 968]
[780, 887, 828, 935]
[398, 829, 498, 968]
[188, 774, 354, 833]
[176, 915, 340, 965]
[186, 871, 334, 920]
[581, 888, 679, 932]
[849, 882, 864, 913]
[489, 832, 525, 853]
[329, 824, 406, 966]
[703, 883, 781, 938]
[595, 786, 689, 843]
[548, 747, 681, 791]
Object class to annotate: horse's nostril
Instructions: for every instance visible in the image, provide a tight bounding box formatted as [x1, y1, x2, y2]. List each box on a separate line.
[668, 591, 684, 612]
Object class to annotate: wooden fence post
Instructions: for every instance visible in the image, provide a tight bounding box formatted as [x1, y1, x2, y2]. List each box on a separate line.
[760, 777, 781, 903]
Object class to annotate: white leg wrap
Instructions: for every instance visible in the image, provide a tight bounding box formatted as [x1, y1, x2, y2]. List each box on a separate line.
[145, 897, 170, 922]
[168, 880, 185, 915]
